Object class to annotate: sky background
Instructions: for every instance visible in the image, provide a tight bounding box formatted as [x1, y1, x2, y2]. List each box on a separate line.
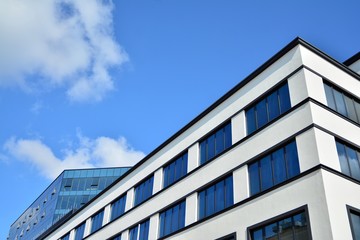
[0, 0, 359, 238]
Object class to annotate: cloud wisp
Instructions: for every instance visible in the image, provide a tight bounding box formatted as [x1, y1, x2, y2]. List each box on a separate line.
[4, 135, 145, 180]
[0, 0, 127, 102]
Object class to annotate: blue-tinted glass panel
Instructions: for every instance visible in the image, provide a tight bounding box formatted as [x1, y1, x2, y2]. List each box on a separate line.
[285, 141, 300, 178]
[336, 142, 351, 176]
[333, 89, 348, 116]
[61, 233, 70, 240]
[267, 91, 280, 121]
[215, 181, 225, 212]
[272, 148, 286, 185]
[111, 194, 126, 221]
[207, 135, 215, 160]
[111, 235, 122, 240]
[168, 163, 175, 186]
[355, 101, 360, 123]
[206, 185, 215, 217]
[179, 201, 186, 229]
[159, 200, 186, 237]
[215, 129, 225, 155]
[256, 99, 268, 129]
[139, 219, 150, 240]
[293, 212, 309, 240]
[278, 83, 291, 114]
[91, 210, 104, 233]
[198, 191, 206, 219]
[171, 204, 179, 233]
[224, 123, 232, 148]
[279, 217, 292, 239]
[350, 211, 360, 240]
[264, 223, 277, 239]
[260, 156, 273, 191]
[129, 225, 138, 240]
[249, 162, 260, 195]
[246, 107, 257, 134]
[74, 222, 85, 240]
[346, 146, 360, 181]
[324, 84, 336, 110]
[200, 141, 207, 165]
[198, 176, 233, 219]
[252, 229, 263, 240]
[345, 96, 359, 122]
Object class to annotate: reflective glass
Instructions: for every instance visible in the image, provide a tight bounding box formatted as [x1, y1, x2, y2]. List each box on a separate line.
[267, 91, 280, 121]
[207, 135, 215, 160]
[350, 211, 360, 240]
[249, 162, 260, 195]
[256, 99, 268, 129]
[61, 233, 70, 240]
[159, 200, 185, 237]
[272, 148, 286, 185]
[324, 84, 336, 110]
[285, 142, 300, 178]
[224, 123, 232, 148]
[200, 141, 207, 165]
[252, 229, 263, 240]
[279, 83, 291, 114]
[293, 213, 309, 240]
[246, 107, 257, 134]
[345, 96, 358, 122]
[74, 222, 85, 240]
[346, 146, 360, 181]
[260, 156, 273, 191]
[198, 191, 206, 219]
[279, 217, 292, 239]
[215, 181, 225, 212]
[355, 101, 360, 123]
[336, 142, 351, 176]
[139, 220, 149, 240]
[264, 223, 277, 239]
[333, 89, 348, 116]
[206, 185, 215, 217]
[215, 129, 225, 155]
[129, 225, 138, 240]
[134, 176, 154, 206]
[110, 194, 126, 221]
[91, 210, 104, 233]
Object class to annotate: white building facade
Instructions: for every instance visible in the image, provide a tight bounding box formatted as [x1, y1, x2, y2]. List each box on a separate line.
[37, 38, 360, 240]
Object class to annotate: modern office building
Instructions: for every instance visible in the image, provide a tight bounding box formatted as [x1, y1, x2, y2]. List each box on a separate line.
[8, 167, 130, 240]
[14, 37, 360, 240]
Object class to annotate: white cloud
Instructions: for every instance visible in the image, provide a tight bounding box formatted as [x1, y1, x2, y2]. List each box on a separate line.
[0, 0, 127, 102]
[4, 135, 144, 180]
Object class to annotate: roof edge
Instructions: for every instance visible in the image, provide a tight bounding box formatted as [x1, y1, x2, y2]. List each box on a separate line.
[343, 52, 360, 66]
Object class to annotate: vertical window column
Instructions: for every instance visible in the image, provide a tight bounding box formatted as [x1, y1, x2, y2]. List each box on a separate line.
[159, 200, 186, 238]
[188, 143, 199, 172]
[134, 175, 154, 206]
[231, 111, 246, 144]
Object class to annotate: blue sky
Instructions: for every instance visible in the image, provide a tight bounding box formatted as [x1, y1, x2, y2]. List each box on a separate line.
[0, 0, 359, 238]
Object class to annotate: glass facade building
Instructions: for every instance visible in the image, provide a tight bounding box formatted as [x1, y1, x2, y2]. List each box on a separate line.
[8, 167, 130, 240]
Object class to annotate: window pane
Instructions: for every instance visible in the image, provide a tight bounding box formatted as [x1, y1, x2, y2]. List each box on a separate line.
[207, 135, 215, 160]
[129, 226, 138, 240]
[324, 84, 336, 110]
[199, 191, 206, 219]
[164, 209, 172, 236]
[246, 107, 257, 134]
[171, 204, 179, 233]
[285, 141, 300, 178]
[215, 181, 225, 212]
[272, 148, 286, 185]
[225, 176, 234, 208]
[249, 162, 260, 195]
[344, 96, 358, 122]
[355, 101, 360, 124]
[279, 83, 291, 114]
[350, 212, 360, 240]
[333, 89, 348, 116]
[293, 213, 309, 240]
[346, 146, 360, 181]
[260, 156, 273, 191]
[279, 217, 293, 240]
[256, 99, 268, 129]
[252, 229, 263, 240]
[139, 220, 149, 240]
[182, 153, 188, 178]
[159, 212, 165, 238]
[336, 142, 351, 176]
[267, 91, 280, 121]
[215, 128, 224, 155]
[74, 223, 85, 240]
[264, 223, 278, 239]
[179, 201, 186, 229]
[168, 162, 175, 186]
[206, 185, 215, 217]
[200, 141, 207, 165]
[224, 123, 232, 149]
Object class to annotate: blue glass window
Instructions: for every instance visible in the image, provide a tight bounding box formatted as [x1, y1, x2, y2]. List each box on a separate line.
[246, 83, 291, 135]
[134, 176, 154, 206]
[110, 194, 127, 221]
[350, 210, 360, 240]
[111, 235, 122, 240]
[61, 233, 70, 240]
[129, 219, 150, 240]
[250, 211, 310, 240]
[249, 141, 300, 196]
[163, 152, 188, 188]
[336, 141, 360, 181]
[198, 175, 233, 219]
[200, 122, 232, 165]
[324, 83, 360, 124]
[91, 209, 104, 233]
[159, 200, 186, 237]
[74, 222, 85, 240]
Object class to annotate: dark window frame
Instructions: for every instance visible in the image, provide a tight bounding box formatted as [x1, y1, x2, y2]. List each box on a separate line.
[247, 205, 312, 240]
[335, 139, 360, 181]
[159, 199, 186, 238]
[134, 175, 154, 207]
[110, 193, 127, 222]
[215, 232, 237, 240]
[90, 208, 105, 234]
[347, 205, 360, 240]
